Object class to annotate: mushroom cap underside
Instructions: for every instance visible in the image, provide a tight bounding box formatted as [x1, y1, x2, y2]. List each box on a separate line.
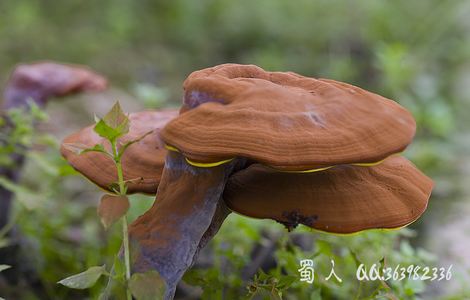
[161, 64, 416, 171]
[224, 156, 433, 233]
[61, 109, 178, 194]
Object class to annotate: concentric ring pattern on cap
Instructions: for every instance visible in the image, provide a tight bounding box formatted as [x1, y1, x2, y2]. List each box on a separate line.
[161, 64, 416, 170]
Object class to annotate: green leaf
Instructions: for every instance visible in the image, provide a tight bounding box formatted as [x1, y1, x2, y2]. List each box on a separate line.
[103, 101, 129, 131]
[63, 143, 112, 159]
[257, 269, 269, 281]
[97, 195, 130, 230]
[0, 265, 11, 272]
[112, 255, 126, 282]
[28, 100, 48, 121]
[58, 265, 106, 289]
[182, 269, 205, 286]
[93, 102, 130, 142]
[315, 239, 333, 256]
[81, 144, 112, 158]
[129, 271, 166, 300]
[277, 275, 297, 289]
[93, 119, 122, 141]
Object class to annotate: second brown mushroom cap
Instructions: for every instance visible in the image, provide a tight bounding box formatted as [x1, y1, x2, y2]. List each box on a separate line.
[61, 109, 178, 194]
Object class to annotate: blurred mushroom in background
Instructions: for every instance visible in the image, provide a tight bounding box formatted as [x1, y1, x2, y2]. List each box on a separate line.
[3, 61, 107, 110]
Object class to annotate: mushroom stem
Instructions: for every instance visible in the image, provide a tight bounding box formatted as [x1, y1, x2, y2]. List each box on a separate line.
[128, 152, 243, 299]
[194, 199, 232, 258]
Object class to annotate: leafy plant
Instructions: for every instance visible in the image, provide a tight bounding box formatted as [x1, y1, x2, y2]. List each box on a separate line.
[59, 101, 161, 299]
[183, 214, 440, 300]
[58, 265, 108, 289]
[0, 101, 49, 167]
[247, 270, 297, 300]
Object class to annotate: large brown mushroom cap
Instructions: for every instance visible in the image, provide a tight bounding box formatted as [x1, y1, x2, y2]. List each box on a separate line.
[61, 110, 178, 194]
[161, 64, 416, 170]
[224, 156, 433, 233]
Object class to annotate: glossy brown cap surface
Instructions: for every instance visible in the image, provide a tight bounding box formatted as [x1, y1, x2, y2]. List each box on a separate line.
[224, 156, 433, 233]
[61, 110, 178, 194]
[161, 64, 416, 170]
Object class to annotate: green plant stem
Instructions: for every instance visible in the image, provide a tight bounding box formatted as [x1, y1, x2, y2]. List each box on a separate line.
[112, 141, 126, 194]
[122, 216, 132, 300]
[112, 140, 132, 300]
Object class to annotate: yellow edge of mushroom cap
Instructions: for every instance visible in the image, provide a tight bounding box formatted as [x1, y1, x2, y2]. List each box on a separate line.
[164, 144, 402, 172]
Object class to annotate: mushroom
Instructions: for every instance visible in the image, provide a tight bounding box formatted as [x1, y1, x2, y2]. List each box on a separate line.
[3, 61, 107, 109]
[224, 156, 433, 233]
[123, 64, 429, 299]
[61, 109, 178, 194]
[169, 64, 415, 170]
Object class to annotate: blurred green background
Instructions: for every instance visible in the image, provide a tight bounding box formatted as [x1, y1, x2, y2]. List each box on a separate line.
[1, 0, 470, 299]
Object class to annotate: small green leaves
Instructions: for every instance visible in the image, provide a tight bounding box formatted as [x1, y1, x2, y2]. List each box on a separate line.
[103, 101, 129, 130]
[81, 143, 107, 155]
[247, 270, 296, 300]
[94, 119, 123, 142]
[58, 265, 106, 289]
[97, 195, 130, 230]
[62, 142, 111, 157]
[28, 100, 48, 121]
[0, 104, 52, 168]
[94, 102, 129, 142]
[276, 275, 297, 289]
[129, 271, 166, 300]
[0, 265, 11, 272]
